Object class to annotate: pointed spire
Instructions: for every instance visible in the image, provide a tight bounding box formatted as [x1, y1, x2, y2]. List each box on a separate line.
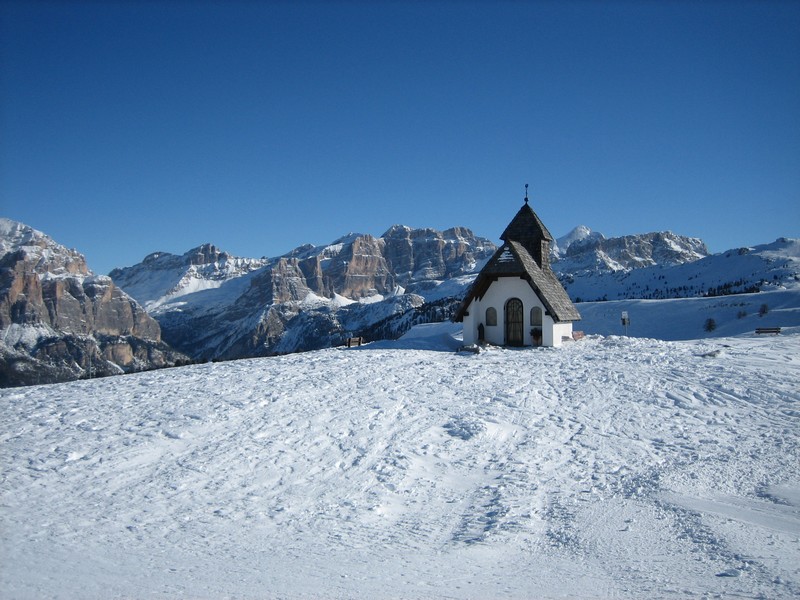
[524, 183, 529, 204]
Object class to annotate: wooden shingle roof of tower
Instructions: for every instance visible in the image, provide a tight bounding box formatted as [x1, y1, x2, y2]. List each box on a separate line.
[500, 200, 554, 270]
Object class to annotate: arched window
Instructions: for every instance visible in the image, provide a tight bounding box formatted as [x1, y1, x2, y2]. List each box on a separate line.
[531, 306, 543, 326]
[485, 307, 497, 326]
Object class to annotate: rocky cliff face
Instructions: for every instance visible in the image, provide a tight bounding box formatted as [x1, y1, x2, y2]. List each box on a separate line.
[110, 226, 496, 360]
[0, 219, 187, 387]
[382, 225, 487, 284]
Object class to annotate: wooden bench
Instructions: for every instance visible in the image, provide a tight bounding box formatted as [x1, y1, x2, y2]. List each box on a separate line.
[755, 327, 781, 335]
[345, 336, 364, 347]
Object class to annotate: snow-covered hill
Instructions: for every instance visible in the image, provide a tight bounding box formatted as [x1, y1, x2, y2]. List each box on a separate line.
[576, 287, 800, 339]
[2, 327, 798, 598]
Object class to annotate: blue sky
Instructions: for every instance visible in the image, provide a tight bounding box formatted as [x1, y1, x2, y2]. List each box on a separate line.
[2, 1, 799, 275]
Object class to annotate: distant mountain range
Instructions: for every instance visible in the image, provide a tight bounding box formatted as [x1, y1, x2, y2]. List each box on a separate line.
[552, 226, 798, 302]
[2, 216, 798, 387]
[553, 225, 709, 270]
[108, 226, 496, 360]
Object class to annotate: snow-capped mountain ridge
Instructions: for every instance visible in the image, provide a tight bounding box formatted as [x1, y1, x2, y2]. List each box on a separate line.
[554, 229, 709, 273]
[109, 243, 270, 310]
[116, 225, 709, 317]
[112, 226, 495, 312]
[0, 217, 89, 278]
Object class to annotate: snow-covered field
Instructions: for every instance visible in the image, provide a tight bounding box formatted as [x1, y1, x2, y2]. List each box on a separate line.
[577, 288, 800, 340]
[2, 325, 799, 599]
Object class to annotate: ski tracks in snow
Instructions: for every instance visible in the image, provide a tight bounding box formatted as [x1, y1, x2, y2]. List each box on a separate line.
[1, 334, 799, 598]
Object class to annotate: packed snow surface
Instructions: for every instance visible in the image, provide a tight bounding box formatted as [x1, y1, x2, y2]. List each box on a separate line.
[2, 327, 799, 599]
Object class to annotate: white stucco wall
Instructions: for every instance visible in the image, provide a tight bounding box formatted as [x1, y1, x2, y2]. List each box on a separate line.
[462, 310, 477, 345]
[550, 322, 574, 348]
[460, 277, 574, 347]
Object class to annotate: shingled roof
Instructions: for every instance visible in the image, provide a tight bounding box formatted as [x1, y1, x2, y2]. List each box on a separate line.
[501, 201, 553, 246]
[499, 201, 554, 269]
[455, 199, 580, 323]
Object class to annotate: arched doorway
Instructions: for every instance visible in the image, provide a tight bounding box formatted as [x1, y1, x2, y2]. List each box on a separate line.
[505, 298, 524, 346]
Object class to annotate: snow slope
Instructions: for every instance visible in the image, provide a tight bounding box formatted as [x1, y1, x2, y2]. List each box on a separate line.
[576, 287, 800, 340]
[2, 327, 798, 598]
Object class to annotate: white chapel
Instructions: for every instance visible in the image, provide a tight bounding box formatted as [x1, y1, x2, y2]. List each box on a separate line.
[455, 191, 581, 347]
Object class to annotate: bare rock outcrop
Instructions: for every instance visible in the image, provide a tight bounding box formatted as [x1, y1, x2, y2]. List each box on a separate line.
[382, 225, 488, 284]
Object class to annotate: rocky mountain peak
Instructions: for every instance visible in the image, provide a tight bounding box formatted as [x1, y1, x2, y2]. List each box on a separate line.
[284, 243, 317, 259]
[186, 243, 229, 266]
[142, 251, 170, 265]
[382, 224, 413, 238]
[553, 225, 605, 258]
[0, 218, 89, 277]
[1, 219, 186, 387]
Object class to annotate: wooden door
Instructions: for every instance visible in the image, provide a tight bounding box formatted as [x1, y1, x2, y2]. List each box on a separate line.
[505, 298, 524, 346]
